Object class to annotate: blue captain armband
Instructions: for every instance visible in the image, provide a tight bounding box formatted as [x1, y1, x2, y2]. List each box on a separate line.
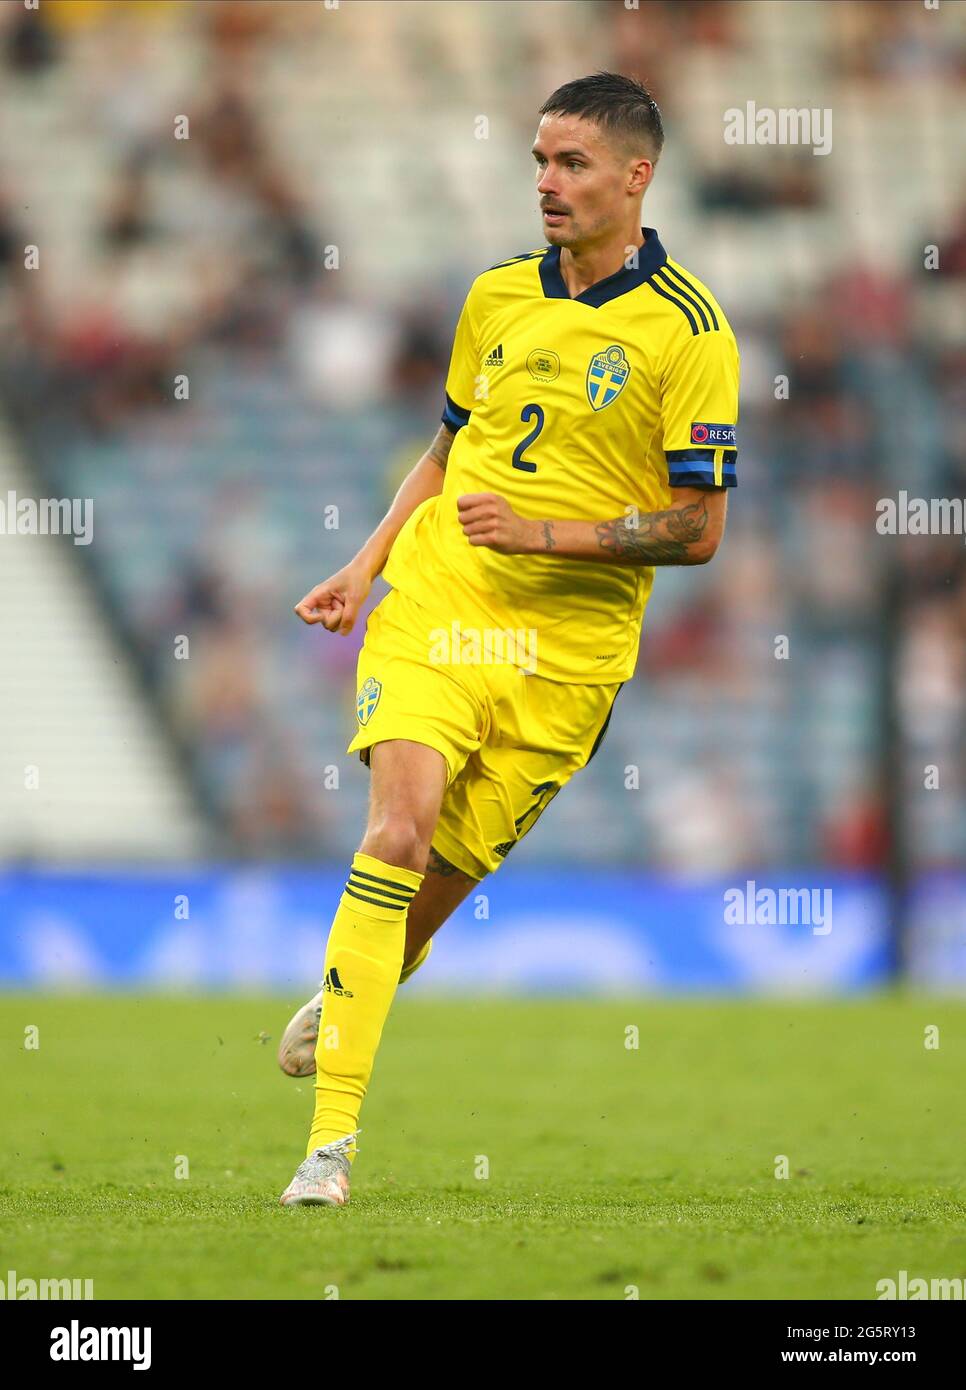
[666, 447, 737, 488]
[441, 392, 472, 434]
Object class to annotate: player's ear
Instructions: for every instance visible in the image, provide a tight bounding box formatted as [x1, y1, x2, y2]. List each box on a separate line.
[630, 157, 655, 196]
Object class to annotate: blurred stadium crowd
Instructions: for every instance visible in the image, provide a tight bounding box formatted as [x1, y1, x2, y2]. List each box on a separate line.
[0, 0, 963, 871]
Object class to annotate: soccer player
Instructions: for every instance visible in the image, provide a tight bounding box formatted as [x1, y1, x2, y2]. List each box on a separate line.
[278, 72, 739, 1206]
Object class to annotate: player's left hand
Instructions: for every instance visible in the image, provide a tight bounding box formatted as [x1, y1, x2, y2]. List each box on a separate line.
[457, 492, 536, 554]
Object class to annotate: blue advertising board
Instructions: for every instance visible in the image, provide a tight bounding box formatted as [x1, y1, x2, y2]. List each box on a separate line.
[0, 865, 929, 993]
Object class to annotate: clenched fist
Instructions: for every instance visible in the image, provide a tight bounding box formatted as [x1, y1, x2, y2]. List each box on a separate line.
[294, 559, 372, 636]
[457, 493, 537, 555]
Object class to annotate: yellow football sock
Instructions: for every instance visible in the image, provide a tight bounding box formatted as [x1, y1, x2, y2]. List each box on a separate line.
[307, 851, 423, 1159]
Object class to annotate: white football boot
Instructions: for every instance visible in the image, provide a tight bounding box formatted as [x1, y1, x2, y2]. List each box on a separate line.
[278, 1133, 357, 1207]
[277, 987, 324, 1079]
[277, 940, 432, 1079]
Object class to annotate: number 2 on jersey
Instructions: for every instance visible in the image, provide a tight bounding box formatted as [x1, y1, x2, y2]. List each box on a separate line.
[512, 404, 544, 473]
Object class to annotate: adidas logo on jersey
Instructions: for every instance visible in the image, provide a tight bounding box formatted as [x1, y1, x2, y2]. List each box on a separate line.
[322, 967, 353, 998]
[483, 343, 505, 368]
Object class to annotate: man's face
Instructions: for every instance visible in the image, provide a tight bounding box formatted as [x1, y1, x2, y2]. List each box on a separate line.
[531, 113, 641, 249]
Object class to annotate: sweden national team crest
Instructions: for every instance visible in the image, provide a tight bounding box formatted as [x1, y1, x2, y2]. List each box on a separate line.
[357, 676, 381, 726]
[586, 344, 630, 411]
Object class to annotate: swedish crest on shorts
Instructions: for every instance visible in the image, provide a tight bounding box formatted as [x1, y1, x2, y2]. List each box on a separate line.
[586, 344, 630, 410]
[357, 676, 381, 725]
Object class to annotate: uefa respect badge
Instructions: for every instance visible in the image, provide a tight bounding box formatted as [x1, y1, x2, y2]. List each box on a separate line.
[690, 422, 736, 446]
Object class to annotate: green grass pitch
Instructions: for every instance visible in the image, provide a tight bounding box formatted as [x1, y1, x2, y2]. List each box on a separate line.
[1, 993, 963, 1300]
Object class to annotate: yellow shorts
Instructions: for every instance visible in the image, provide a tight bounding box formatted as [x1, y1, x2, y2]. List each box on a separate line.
[346, 587, 623, 879]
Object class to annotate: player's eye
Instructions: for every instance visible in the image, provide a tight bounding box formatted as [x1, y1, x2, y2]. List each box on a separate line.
[567, 161, 583, 171]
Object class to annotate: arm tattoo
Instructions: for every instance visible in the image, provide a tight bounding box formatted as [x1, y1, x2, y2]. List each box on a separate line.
[426, 846, 460, 876]
[427, 425, 455, 473]
[541, 521, 556, 552]
[595, 497, 710, 565]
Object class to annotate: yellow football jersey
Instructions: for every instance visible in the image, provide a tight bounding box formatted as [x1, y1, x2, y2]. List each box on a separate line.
[383, 226, 739, 683]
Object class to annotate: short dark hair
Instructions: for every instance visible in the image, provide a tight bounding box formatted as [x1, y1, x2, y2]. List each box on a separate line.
[538, 72, 664, 162]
